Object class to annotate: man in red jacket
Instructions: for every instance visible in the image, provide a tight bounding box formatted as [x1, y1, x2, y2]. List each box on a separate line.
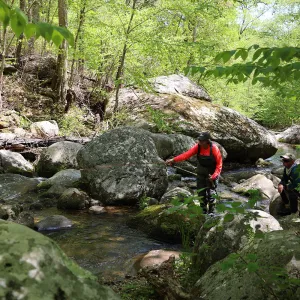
[166, 132, 222, 214]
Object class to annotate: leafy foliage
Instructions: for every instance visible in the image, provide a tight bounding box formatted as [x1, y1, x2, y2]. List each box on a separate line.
[187, 45, 300, 87]
[0, 0, 74, 47]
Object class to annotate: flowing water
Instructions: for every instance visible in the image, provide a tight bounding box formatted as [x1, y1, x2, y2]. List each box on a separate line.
[35, 207, 180, 281]
[35, 143, 299, 280]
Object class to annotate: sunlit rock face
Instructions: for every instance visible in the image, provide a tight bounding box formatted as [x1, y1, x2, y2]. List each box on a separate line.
[106, 75, 277, 162]
[276, 125, 300, 144]
[36, 141, 83, 177]
[0, 150, 34, 176]
[0, 220, 120, 300]
[77, 127, 168, 205]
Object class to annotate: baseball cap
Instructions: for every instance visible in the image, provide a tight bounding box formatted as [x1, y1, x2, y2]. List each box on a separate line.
[280, 153, 296, 161]
[198, 132, 211, 141]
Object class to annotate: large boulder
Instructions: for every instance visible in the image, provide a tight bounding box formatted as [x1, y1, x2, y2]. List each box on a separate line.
[30, 120, 59, 138]
[231, 174, 278, 200]
[35, 215, 73, 231]
[106, 75, 277, 162]
[36, 141, 83, 177]
[276, 125, 300, 144]
[150, 74, 212, 101]
[128, 204, 205, 242]
[0, 220, 119, 299]
[0, 174, 39, 204]
[57, 188, 89, 210]
[77, 127, 168, 205]
[193, 210, 282, 276]
[37, 169, 81, 189]
[193, 230, 300, 300]
[0, 150, 34, 176]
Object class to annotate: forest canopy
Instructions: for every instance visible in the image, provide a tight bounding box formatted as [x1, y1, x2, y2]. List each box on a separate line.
[0, 0, 299, 127]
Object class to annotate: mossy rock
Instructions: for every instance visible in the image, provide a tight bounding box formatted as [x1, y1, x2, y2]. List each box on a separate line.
[127, 204, 204, 243]
[0, 220, 120, 299]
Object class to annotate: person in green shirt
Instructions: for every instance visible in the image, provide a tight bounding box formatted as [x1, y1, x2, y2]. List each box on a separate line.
[277, 153, 300, 215]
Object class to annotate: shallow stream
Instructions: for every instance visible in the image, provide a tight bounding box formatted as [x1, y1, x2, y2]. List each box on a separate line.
[35, 207, 180, 281]
[35, 143, 299, 280]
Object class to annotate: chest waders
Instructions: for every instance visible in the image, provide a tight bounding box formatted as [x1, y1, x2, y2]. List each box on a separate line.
[197, 143, 217, 214]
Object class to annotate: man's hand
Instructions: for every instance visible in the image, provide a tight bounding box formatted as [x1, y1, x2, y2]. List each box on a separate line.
[209, 174, 216, 181]
[278, 184, 284, 194]
[165, 158, 174, 166]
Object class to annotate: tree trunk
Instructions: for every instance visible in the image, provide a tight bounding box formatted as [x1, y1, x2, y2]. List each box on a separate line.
[113, 0, 137, 112]
[53, 0, 68, 104]
[0, 28, 7, 110]
[27, 0, 40, 54]
[15, 0, 26, 65]
[69, 0, 87, 87]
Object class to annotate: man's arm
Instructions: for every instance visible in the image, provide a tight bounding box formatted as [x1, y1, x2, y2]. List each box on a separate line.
[278, 169, 288, 193]
[166, 144, 198, 165]
[211, 145, 222, 180]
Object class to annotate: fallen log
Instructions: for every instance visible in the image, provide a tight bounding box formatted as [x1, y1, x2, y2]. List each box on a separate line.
[0, 136, 91, 151]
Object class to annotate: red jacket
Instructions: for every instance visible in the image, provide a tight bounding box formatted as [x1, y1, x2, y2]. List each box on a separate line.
[173, 143, 222, 180]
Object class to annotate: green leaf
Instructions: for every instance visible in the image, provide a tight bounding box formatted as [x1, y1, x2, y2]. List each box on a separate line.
[216, 203, 226, 212]
[231, 202, 242, 208]
[271, 56, 280, 68]
[10, 8, 28, 37]
[53, 26, 74, 47]
[0, 0, 10, 28]
[235, 207, 245, 214]
[247, 262, 259, 273]
[222, 50, 236, 63]
[24, 23, 36, 39]
[215, 52, 224, 62]
[52, 29, 64, 47]
[253, 48, 264, 61]
[224, 213, 234, 222]
[246, 254, 257, 261]
[240, 49, 248, 61]
[35, 22, 53, 42]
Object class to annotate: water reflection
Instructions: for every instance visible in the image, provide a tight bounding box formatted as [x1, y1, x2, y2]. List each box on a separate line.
[36, 207, 180, 280]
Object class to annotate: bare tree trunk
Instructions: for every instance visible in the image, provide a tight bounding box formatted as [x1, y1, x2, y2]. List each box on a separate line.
[53, 0, 68, 104]
[15, 0, 26, 65]
[69, 0, 87, 87]
[27, 0, 40, 54]
[114, 0, 137, 112]
[0, 28, 7, 110]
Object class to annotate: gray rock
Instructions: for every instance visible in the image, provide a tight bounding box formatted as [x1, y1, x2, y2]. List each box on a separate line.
[150, 74, 212, 101]
[30, 120, 59, 138]
[0, 220, 120, 299]
[16, 211, 35, 228]
[0, 174, 39, 203]
[105, 76, 277, 162]
[194, 230, 300, 300]
[193, 210, 282, 276]
[160, 187, 192, 204]
[77, 127, 168, 205]
[276, 125, 300, 144]
[35, 215, 73, 231]
[89, 206, 107, 214]
[269, 193, 283, 217]
[36, 141, 83, 177]
[37, 169, 81, 189]
[271, 166, 284, 176]
[232, 174, 278, 199]
[0, 150, 34, 176]
[149, 132, 174, 159]
[57, 188, 89, 210]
